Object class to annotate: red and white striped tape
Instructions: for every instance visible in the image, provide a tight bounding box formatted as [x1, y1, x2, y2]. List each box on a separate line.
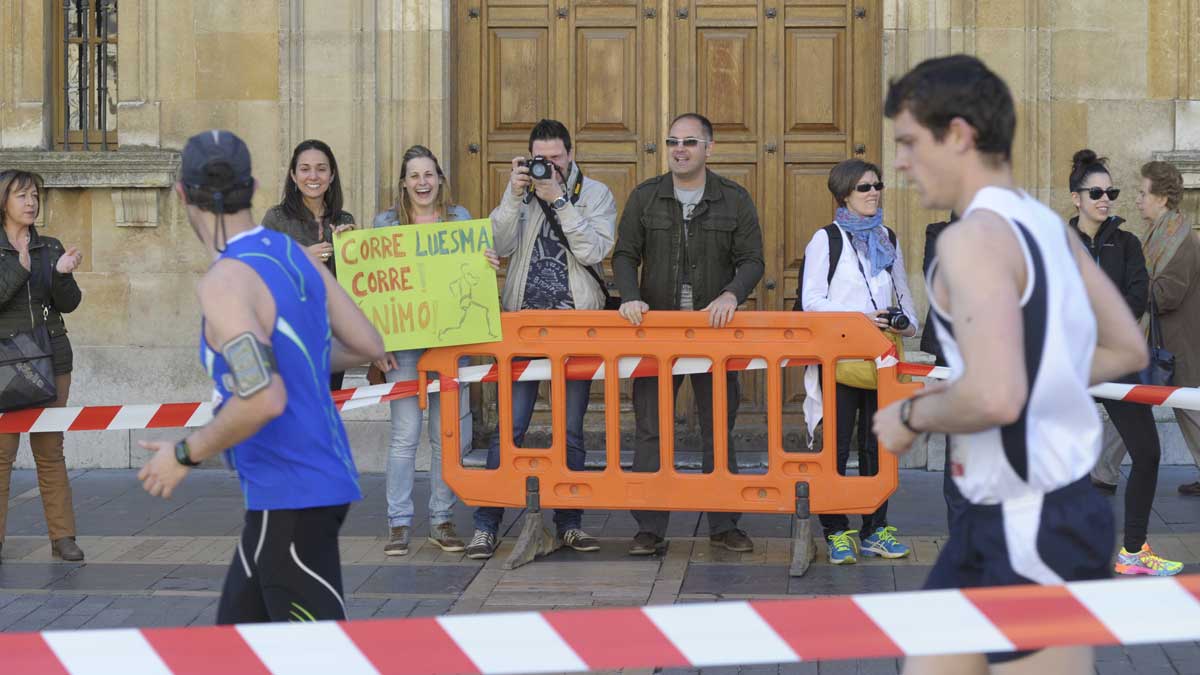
[896, 362, 1200, 410]
[4, 574, 1198, 674]
[4, 356, 1198, 434]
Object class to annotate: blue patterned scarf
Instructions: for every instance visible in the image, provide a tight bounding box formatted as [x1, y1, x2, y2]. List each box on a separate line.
[836, 207, 895, 277]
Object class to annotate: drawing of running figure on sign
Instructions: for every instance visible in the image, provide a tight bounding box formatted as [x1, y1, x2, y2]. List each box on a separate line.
[440, 262, 497, 339]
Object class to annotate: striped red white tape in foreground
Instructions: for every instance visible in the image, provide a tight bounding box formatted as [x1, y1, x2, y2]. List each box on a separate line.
[4, 575, 1199, 675]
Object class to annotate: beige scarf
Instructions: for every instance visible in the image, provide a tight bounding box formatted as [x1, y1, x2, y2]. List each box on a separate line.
[1140, 209, 1192, 332]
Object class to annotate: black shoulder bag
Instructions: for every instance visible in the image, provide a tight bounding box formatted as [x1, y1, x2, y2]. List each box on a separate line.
[0, 245, 58, 412]
[1139, 295, 1175, 386]
[534, 170, 622, 310]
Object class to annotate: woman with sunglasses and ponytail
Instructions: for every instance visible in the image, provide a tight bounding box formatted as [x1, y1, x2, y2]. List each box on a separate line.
[800, 158, 917, 566]
[1069, 149, 1180, 576]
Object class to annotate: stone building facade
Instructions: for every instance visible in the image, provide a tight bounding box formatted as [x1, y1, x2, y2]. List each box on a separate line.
[0, 0, 1198, 471]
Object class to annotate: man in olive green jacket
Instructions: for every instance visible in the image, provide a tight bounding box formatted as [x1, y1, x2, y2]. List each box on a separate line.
[612, 112, 764, 556]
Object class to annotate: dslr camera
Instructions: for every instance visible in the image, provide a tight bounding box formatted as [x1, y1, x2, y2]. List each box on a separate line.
[524, 156, 555, 181]
[883, 306, 910, 331]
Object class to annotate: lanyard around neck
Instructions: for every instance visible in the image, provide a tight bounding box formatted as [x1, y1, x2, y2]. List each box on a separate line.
[840, 226, 900, 312]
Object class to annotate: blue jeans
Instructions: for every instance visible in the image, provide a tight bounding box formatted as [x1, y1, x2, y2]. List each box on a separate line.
[473, 376, 591, 536]
[385, 349, 471, 528]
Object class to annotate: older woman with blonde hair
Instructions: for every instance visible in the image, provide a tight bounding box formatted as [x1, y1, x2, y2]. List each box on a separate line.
[1136, 161, 1200, 497]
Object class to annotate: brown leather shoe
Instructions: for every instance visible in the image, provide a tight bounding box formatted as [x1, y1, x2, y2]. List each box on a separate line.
[51, 537, 84, 562]
[710, 528, 754, 552]
[428, 522, 466, 552]
[384, 526, 410, 556]
[628, 532, 666, 556]
[1179, 481, 1200, 496]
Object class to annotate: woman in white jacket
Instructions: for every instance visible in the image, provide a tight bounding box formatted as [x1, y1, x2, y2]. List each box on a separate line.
[800, 158, 918, 566]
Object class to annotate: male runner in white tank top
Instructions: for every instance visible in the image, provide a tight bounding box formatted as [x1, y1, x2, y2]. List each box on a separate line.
[872, 55, 1149, 674]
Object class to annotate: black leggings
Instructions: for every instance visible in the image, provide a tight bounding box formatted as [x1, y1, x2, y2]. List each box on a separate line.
[1101, 398, 1161, 552]
[819, 384, 888, 538]
[217, 504, 350, 624]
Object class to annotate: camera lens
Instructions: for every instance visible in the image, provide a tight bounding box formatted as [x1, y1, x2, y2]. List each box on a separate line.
[891, 314, 910, 330]
[531, 163, 548, 179]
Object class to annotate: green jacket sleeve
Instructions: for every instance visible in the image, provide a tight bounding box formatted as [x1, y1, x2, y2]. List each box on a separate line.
[611, 189, 647, 303]
[720, 189, 765, 303]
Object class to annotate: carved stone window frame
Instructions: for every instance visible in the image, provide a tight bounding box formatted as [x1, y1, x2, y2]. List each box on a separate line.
[0, 149, 179, 227]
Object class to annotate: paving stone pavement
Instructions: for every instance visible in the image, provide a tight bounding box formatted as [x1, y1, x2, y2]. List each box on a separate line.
[1, 467, 1198, 674]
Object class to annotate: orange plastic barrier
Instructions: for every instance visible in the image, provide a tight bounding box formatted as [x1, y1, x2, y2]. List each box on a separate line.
[419, 311, 921, 516]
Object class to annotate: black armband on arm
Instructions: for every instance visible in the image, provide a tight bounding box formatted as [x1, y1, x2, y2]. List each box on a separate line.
[220, 332, 278, 398]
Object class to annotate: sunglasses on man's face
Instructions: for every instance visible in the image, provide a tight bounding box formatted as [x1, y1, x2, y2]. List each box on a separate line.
[854, 182, 885, 193]
[664, 137, 710, 148]
[1079, 187, 1120, 201]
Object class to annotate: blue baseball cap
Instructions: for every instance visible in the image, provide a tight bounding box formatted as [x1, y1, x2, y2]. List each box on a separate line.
[180, 129, 252, 191]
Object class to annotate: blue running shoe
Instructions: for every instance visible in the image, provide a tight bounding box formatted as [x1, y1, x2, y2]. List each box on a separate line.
[827, 530, 859, 565]
[861, 526, 910, 559]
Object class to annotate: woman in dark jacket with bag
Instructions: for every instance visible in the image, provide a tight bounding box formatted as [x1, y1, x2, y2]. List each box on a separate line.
[262, 139, 355, 389]
[1067, 150, 1180, 576]
[0, 170, 84, 563]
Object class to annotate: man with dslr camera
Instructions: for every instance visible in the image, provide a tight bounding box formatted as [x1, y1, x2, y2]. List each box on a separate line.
[465, 119, 618, 560]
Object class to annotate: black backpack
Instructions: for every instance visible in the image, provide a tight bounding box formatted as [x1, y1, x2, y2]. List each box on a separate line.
[792, 223, 897, 311]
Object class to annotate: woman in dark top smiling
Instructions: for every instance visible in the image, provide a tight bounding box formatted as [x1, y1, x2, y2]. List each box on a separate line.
[262, 139, 355, 389]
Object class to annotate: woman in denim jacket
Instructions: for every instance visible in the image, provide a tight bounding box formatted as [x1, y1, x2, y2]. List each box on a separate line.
[372, 146, 498, 556]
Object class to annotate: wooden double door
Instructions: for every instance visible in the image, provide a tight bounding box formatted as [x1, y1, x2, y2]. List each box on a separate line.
[453, 0, 882, 419]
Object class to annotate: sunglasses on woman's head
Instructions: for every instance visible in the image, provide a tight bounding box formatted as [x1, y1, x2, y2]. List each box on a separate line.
[664, 137, 710, 148]
[854, 182, 885, 193]
[1079, 187, 1120, 201]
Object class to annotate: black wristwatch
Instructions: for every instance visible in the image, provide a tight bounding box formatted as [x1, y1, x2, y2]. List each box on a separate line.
[174, 439, 200, 467]
[899, 398, 921, 435]
[551, 195, 569, 210]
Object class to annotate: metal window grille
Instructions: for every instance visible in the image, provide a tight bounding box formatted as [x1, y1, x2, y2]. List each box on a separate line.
[55, 0, 118, 150]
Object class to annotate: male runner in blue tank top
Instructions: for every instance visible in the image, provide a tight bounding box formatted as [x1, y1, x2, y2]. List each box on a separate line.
[872, 57, 1148, 673]
[137, 130, 385, 623]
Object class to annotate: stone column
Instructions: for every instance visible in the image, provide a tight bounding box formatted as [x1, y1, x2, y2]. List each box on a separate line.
[0, 0, 48, 148]
[376, 0, 454, 214]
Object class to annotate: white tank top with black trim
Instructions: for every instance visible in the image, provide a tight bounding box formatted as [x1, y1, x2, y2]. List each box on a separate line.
[926, 186, 1100, 505]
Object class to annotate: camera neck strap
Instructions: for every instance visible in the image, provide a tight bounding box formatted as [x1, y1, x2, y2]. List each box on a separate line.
[533, 168, 612, 303]
[841, 228, 901, 312]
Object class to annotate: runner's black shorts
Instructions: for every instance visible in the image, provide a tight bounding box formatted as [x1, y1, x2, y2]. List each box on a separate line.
[217, 504, 351, 624]
[923, 476, 1114, 663]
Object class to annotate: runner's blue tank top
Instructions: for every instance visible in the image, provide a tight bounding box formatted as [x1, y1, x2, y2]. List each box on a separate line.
[201, 226, 361, 510]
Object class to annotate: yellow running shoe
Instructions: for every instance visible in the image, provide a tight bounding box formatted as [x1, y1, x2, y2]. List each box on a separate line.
[1114, 543, 1183, 576]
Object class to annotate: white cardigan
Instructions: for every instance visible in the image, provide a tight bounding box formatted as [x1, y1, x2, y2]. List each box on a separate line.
[800, 223, 919, 445]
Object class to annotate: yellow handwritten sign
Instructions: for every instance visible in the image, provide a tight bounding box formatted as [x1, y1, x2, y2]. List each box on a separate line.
[334, 219, 501, 351]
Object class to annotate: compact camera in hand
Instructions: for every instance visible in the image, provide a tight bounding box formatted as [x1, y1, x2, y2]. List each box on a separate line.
[524, 156, 555, 181]
[883, 306, 910, 331]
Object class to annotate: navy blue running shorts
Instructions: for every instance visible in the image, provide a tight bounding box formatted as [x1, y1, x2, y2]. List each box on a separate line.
[923, 476, 1114, 663]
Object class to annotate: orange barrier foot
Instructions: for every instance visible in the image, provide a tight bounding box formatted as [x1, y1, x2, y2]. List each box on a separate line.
[790, 482, 817, 576]
[502, 478, 560, 570]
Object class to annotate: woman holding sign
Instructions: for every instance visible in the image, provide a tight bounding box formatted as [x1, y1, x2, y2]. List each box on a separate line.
[372, 145, 500, 556]
[263, 139, 356, 390]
